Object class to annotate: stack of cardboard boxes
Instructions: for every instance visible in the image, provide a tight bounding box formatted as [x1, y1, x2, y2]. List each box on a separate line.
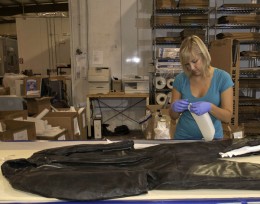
[0, 110, 36, 141]
[0, 74, 87, 141]
[43, 107, 87, 140]
[0, 107, 87, 141]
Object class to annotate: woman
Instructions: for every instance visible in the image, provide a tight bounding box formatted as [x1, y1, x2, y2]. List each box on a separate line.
[169, 35, 234, 140]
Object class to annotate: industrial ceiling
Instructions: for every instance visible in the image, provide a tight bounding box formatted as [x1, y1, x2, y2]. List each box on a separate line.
[0, 0, 68, 24]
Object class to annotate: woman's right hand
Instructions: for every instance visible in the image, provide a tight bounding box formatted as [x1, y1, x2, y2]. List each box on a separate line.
[171, 99, 189, 113]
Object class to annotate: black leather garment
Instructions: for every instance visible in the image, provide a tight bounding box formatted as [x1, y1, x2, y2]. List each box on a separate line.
[2, 137, 260, 201]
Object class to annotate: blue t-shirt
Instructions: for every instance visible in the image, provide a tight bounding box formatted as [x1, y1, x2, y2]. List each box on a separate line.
[172, 68, 234, 140]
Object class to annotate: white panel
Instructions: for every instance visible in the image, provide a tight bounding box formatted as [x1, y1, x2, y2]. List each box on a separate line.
[86, 0, 153, 80]
[54, 18, 71, 66]
[121, 0, 138, 76]
[88, 0, 121, 79]
[121, 0, 153, 76]
[135, 0, 153, 76]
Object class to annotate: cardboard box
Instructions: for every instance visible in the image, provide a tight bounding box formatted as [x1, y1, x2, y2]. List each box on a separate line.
[77, 107, 87, 140]
[210, 38, 240, 74]
[0, 87, 10, 95]
[147, 105, 173, 116]
[178, 0, 208, 8]
[222, 123, 245, 139]
[144, 105, 176, 139]
[243, 121, 259, 136]
[156, 0, 176, 9]
[152, 16, 179, 26]
[53, 107, 87, 140]
[0, 110, 28, 120]
[25, 97, 52, 116]
[23, 77, 42, 97]
[43, 112, 80, 140]
[0, 120, 36, 141]
[210, 38, 240, 127]
[36, 129, 68, 140]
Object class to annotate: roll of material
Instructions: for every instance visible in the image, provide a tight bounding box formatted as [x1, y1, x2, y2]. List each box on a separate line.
[35, 108, 50, 120]
[156, 93, 167, 105]
[155, 76, 166, 89]
[188, 104, 215, 141]
[167, 78, 174, 89]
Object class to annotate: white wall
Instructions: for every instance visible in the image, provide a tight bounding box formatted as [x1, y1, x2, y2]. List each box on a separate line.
[69, 0, 153, 129]
[16, 17, 70, 75]
[81, 0, 153, 79]
[69, 0, 152, 100]
[12, 1, 152, 106]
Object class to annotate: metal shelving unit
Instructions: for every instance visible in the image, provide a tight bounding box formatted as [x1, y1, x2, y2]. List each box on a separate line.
[150, 1, 260, 135]
[151, 0, 210, 105]
[212, 2, 260, 135]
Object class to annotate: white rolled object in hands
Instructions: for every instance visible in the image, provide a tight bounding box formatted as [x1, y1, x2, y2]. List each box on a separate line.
[188, 103, 215, 141]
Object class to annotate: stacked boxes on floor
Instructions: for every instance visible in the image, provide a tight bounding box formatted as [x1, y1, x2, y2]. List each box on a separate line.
[0, 110, 36, 141]
[0, 110, 28, 120]
[0, 120, 36, 141]
[0, 106, 87, 141]
[43, 111, 80, 140]
[36, 129, 68, 141]
[43, 107, 87, 140]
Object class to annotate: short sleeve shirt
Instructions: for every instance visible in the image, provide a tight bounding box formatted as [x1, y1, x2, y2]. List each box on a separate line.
[172, 68, 234, 140]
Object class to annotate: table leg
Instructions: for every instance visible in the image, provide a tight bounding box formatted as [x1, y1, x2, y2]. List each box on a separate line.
[146, 96, 149, 106]
[86, 97, 91, 137]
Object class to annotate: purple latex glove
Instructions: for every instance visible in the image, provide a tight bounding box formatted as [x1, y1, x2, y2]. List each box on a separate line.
[171, 99, 189, 113]
[190, 101, 211, 116]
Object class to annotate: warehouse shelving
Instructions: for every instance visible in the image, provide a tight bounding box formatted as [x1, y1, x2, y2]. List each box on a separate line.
[150, 0, 260, 135]
[151, 0, 210, 105]
[211, 1, 260, 135]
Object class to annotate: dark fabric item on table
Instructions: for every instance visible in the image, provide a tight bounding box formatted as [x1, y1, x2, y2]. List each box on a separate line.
[2, 137, 260, 201]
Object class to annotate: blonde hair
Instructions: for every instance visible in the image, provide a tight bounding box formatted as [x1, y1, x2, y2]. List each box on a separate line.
[179, 35, 211, 77]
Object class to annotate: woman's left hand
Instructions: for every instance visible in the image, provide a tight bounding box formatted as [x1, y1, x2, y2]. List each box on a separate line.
[190, 101, 211, 116]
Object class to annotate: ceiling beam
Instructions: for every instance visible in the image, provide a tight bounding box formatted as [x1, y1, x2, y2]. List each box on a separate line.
[0, 3, 68, 16]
